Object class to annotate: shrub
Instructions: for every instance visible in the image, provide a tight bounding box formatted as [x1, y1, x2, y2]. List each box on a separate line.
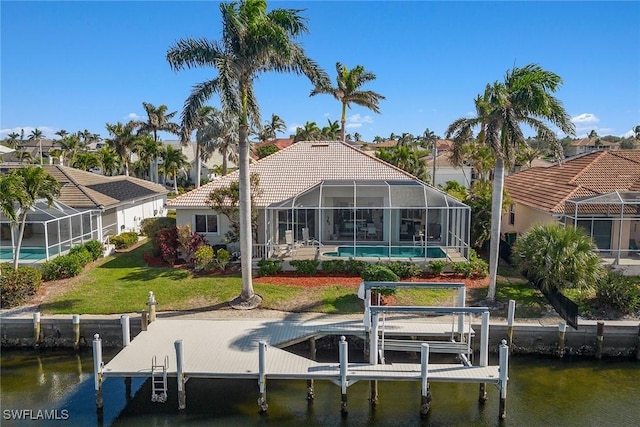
[41, 255, 84, 281]
[156, 228, 178, 265]
[0, 265, 42, 308]
[214, 248, 231, 271]
[141, 217, 176, 255]
[110, 231, 139, 249]
[83, 240, 103, 261]
[289, 259, 319, 276]
[451, 261, 472, 277]
[257, 259, 283, 276]
[596, 273, 640, 314]
[386, 261, 422, 279]
[176, 224, 206, 264]
[194, 245, 215, 271]
[428, 260, 447, 276]
[68, 246, 93, 267]
[321, 259, 347, 274]
[345, 259, 368, 276]
[469, 256, 488, 278]
[360, 264, 398, 296]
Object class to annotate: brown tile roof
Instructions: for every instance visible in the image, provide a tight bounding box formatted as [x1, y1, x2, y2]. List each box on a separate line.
[167, 141, 421, 208]
[251, 138, 295, 159]
[505, 150, 640, 213]
[1, 165, 168, 209]
[571, 137, 620, 147]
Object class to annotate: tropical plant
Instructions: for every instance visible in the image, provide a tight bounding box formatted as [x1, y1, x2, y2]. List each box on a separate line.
[3, 132, 20, 149]
[135, 102, 180, 183]
[294, 121, 321, 142]
[166, 0, 329, 306]
[105, 121, 139, 176]
[197, 107, 239, 176]
[4, 166, 60, 270]
[208, 173, 261, 243]
[311, 62, 385, 142]
[512, 223, 605, 292]
[96, 146, 121, 176]
[160, 145, 189, 193]
[257, 113, 286, 142]
[72, 151, 100, 171]
[321, 119, 341, 140]
[376, 145, 430, 181]
[446, 64, 575, 301]
[133, 135, 165, 181]
[256, 144, 279, 159]
[28, 128, 44, 165]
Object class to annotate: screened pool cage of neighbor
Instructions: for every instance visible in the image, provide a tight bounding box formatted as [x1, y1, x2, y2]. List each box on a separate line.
[264, 180, 470, 260]
[0, 198, 101, 263]
[563, 191, 640, 265]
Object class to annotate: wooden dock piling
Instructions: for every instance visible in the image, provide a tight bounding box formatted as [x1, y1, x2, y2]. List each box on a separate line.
[478, 311, 489, 402]
[120, 315, 131, 347]
[175, 340, 186, 410]
[72, 315, 80, 350]
[636, 323, 640, 361]
[498, 340, 509, 419]
[147, 291, 157, 323]
[33, 312, 41, 348]
[258, 341, 268, 413]
[93, 334, 103, 411]
[141, 311, 148, 331]
[420, 343, 431, 417]
[339, 336, 348, 416]
[507, 300, 516, 349]
[558, 322, 567, 358]
[307, 337, 316, 401]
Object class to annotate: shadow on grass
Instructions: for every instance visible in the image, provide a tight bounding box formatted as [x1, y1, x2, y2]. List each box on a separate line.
[468, 279, 549, 318]
[99, 243, 152, 269]
[119, 267, 190, 282]
[39, 299, 83, 313]
[158, 302, 231, 317]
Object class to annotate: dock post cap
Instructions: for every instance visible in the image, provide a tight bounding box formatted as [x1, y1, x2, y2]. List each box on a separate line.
[94, 333, 100, 340]
[340, 335, 346, 342]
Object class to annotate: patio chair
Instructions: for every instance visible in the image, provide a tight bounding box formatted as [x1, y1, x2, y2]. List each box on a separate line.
[366, 224, 378, 240]
[285, 230, 296, 256]
[427, 223, 441, 241]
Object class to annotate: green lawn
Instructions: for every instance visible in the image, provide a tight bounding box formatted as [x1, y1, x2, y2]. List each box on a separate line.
[41, 242, 550, 317]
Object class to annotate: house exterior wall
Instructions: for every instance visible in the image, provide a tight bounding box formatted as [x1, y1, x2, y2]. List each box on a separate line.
[432, 165, 473, 189]
[107, 196, 167, 235]
[501, 203, 559, 236]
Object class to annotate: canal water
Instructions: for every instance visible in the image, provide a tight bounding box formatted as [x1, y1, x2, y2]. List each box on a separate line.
[1, 348, 639, 426]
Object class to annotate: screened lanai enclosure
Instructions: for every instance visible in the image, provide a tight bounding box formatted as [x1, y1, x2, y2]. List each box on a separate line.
[0, 199, 102, 263]
[263, 180, 470, 261]
[563, 191, 640, 265]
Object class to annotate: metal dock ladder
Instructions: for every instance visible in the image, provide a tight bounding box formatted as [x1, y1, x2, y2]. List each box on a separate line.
[151, 355, 169, 403]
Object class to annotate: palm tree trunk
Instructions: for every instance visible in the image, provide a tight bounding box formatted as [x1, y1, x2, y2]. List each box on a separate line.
[238, 124, 255, 301]
[340, 102, 347, 142]
[13, 214, 28, 271]
[487, 157, 505, 301]
[173, 172, 178, 194]
[39, 140, 43, 165]
[195, 143, 201, 188]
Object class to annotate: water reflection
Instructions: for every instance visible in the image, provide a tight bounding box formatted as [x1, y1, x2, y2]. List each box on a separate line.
[1, 350, 639, 426]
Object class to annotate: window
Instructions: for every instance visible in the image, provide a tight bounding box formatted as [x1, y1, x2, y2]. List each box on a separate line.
[508, 204, 515, 226]
[195, 215, 218, 233]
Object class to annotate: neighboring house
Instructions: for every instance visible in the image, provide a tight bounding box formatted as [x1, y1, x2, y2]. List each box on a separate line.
[564, 137, 620, 157]
[164, 140, 238, 185]
[252, 138, 295, 160]
[501, 150, 640, 264]
[166, 141, 471, 261]
[424, 150, 473, 189]
[0, 164, 168, 262]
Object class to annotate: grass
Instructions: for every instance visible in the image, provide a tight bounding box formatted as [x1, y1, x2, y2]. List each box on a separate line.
[41, 242, 551, 317]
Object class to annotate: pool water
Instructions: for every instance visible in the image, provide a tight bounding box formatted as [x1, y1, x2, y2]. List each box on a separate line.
[323, 245, 446, 259]
[0, 247, 48, 261]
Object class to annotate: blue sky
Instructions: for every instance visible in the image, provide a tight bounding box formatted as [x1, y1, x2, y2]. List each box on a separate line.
[1, 1, 639, 143]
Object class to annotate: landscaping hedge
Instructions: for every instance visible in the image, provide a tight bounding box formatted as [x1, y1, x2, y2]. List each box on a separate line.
[0, 264, 42, 308]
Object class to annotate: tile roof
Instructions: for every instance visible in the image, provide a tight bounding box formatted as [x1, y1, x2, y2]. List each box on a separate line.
[570, 137, 620, 147]
[504, 150, 640, 213]
[0, 165, 168, 209]
[167, 141, 421, 208]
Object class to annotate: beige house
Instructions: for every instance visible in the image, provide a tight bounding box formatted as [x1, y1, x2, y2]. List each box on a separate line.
[501, 150, 640, 264]
[564, 137, 620, 157]
[167, 141, 471, 262]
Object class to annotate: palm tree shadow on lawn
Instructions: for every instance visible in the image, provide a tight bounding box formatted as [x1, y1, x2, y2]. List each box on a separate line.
[119, 267, 190, 283]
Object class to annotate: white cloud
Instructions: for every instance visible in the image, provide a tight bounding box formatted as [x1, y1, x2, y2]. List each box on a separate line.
[621, 129, 635, 138]
[345, 114, 373, 129]
[287, 124, 300, 133]
[0, 126, 58, 139]
[323, 112, 331, 118]
[127, 113, 141, 121]
[571, 113, 599, 124]
[417, 108, 424, 113]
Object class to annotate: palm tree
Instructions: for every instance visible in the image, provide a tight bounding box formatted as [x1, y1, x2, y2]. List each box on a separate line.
[72, 152, 100, 171]
[6, 166, 60, 270]
[160, 145, 189, 194]
[3, 132, 20, 149]
[28, 128, 44, 165]
[167, 0, 329, 307]
[634, 125, 640, 140]
[197, 107, 239, 176]
[446, 64, 575, 301]
[186, 106, 216, 188]
[105, 121, 139, 176]
[136, 102, 181, 183]
[57, 134, 82, 167]
[294, 121, 321, 142]
[321, 119, 340, 140]
[311, 62, 385, 142]
[96, 146, 121, 176]
[133, 135, 165, 181]
[513, 223, 605, 292]
[258, 113, 286, 142]
[422, 128, 439, 185]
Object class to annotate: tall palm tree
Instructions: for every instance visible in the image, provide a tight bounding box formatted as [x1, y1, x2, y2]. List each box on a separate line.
[28, 128, 44, 165]
[197, 107, 239, 176]
[446, 64, 575, 301]
[3, 132, 20, 149]
[136, 102, 181, 183]
[133, 135, 165, 181]
[167, 0, 329, 307]
[72, 152, 100, 171]
[7, 166, 60, 270]
[294, 121, 321, 142]
[105, 121, 139, 176]
[57, 134, 82, 167]
[160, 145, 189, 194]
[187, 106, 216, 188]
[311, 62, 385, 142]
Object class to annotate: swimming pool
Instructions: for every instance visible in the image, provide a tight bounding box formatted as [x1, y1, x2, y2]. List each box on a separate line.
[322, 245, 446, 259]
[0, 247, 48, 261]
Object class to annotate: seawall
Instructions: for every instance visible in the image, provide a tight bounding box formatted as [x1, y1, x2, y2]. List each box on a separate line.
[1, 313, 639, 359]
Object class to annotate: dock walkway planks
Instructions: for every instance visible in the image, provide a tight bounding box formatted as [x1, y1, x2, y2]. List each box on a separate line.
[102, 318, 496, 384]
